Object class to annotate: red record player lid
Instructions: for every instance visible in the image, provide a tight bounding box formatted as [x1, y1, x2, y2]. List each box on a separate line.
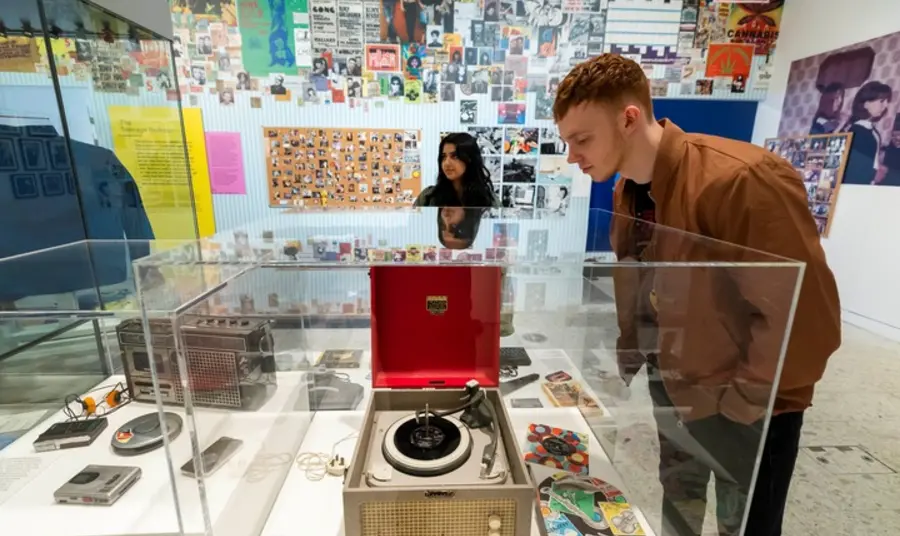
[369, 265, 502, 389]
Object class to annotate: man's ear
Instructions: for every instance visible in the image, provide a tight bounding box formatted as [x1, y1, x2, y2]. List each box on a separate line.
[623, 105, 641, 131]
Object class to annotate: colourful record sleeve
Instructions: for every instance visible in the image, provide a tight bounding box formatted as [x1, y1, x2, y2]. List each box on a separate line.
[598, 503, 645, 536]
[544, 511, 585, 536]
[523, 423, 589, 475]
[535, 472, 645, 536]
[406, 244, 423, 262]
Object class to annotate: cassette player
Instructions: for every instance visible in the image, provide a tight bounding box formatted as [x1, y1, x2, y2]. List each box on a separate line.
[116, 316, 276, 411]
[33, 418, 108, 452]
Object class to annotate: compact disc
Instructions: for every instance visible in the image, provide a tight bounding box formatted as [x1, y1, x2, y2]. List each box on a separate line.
[382, 413, 472, 476]
[112, 412, 183, 456]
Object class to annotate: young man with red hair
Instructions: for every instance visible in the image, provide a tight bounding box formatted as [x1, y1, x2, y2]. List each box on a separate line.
[554, 54, 841, 536]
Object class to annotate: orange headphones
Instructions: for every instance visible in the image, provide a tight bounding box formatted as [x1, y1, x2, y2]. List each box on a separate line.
[64, 382, 130, 420]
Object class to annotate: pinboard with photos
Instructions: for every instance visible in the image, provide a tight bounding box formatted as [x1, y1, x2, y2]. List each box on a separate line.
[265, 127, 423, 207]
[764, 132, 852, 237]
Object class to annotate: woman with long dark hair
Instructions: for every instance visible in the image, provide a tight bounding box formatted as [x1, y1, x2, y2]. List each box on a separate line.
[416, 133, 514, 336]
[841, 81, 892, 184]
[414, 132, 497, 207]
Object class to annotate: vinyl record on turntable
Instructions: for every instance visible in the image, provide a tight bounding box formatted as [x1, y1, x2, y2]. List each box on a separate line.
[382, 414, 473, 476]
[112, 412, 183, 456]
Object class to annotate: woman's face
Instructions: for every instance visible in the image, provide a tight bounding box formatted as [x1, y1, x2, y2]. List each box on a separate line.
[441, 143, 466, 181]
[833, 91, 844, 113]
[864, 97, 889, 120]
[391, 79, 402, 93]
[442, 207, 464, 226]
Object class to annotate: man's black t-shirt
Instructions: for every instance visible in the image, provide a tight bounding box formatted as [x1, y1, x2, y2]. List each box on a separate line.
[632, 182, 656, 259]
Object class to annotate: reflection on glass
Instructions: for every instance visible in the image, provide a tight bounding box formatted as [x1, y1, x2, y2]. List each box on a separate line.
[438, 206, 484, 249]
[0, 0, 199, 374]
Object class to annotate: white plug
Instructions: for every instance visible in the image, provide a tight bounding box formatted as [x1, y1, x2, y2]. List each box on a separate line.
[325, 455, 348, 477]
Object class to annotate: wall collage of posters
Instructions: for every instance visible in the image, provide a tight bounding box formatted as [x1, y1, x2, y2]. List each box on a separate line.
[166, 0, 784, 110]
[0, 0, 786, 214]
[163, 0, 784, 209]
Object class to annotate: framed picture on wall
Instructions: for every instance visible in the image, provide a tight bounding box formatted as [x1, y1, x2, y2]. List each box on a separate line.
[18, 139, 47, 171]
[765, 131, 853, 237]
[46, 138, 70, 170]
[10, 173, 39, 199]
[40, 172, 65, 197]
[0, 139, 17, 171]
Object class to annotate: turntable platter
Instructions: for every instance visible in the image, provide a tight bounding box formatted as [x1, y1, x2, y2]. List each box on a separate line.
[382, 414, 472, 476]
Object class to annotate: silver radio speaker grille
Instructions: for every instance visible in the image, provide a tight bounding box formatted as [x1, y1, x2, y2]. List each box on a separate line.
[174, 349, 242, 409]
[361, 499, 516, 536]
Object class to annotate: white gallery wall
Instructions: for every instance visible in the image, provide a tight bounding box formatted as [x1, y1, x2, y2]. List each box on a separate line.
[753, 0, 900, 342]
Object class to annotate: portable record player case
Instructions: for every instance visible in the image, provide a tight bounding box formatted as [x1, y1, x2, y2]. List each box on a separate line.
[343, 266, 535, 536]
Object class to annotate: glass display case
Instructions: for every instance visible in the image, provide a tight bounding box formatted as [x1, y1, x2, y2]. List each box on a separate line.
[130, 208, 804, 536]
[0, 0, 199, 390]
[0, 239, 228, 536]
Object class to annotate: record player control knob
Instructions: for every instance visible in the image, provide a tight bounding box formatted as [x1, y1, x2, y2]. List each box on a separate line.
[488, 515, 502, 530]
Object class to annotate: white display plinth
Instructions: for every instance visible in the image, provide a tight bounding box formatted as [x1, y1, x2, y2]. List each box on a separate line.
[0, 349, 657, 536]
[0, 372, 310, 536]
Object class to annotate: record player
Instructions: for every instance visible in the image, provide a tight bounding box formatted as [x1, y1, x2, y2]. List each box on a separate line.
[343, 266, 534, 536]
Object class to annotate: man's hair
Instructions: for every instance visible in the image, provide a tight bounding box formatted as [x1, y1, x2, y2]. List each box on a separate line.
[553, 54, 653, 122]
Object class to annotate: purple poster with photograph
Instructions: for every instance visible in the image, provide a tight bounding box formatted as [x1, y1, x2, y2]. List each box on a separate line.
[779, 30, 900, 186]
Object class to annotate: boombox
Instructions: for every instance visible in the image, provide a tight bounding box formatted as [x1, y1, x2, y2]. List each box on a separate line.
[116, 316, 276, 411]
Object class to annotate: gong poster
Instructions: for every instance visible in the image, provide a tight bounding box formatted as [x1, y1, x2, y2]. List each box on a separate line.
[264, 127, 422, 207]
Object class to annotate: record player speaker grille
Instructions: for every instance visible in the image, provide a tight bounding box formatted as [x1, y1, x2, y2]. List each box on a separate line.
[361, 499, 516, 536]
